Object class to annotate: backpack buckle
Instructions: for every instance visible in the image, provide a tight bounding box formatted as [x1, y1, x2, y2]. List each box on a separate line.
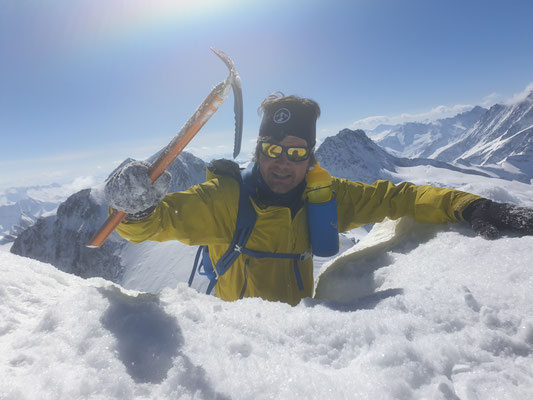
[300, 251, 312, 261]
[234, 244, 243, 253]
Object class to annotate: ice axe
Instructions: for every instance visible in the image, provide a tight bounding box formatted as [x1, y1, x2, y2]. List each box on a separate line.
[87, 48, 243, 248]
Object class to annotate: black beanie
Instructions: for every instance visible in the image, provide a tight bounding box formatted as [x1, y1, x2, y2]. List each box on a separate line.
[258, 100, 318, 148]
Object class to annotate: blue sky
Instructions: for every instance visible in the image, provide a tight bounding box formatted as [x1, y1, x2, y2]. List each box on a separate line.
[1, 0, 533, 189]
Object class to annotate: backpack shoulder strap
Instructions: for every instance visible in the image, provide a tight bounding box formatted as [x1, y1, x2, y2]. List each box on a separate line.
[189, 166, 257, 294]
[213, 168, 257, 277]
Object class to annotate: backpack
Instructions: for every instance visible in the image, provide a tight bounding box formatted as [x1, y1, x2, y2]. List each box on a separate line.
[187, 160, 310, 297]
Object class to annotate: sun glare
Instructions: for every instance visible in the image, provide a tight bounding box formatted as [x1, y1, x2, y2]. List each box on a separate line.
[68, 0, 240, 54]
[138, 0, 235, 22]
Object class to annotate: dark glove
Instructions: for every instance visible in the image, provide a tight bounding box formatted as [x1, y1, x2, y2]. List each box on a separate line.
[462, 199, 533, 239]
[104, 160, 171, 219]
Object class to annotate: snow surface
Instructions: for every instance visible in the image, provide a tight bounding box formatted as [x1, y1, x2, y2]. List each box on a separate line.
[392, 165, 533, 207]
[2, 219, 533, 399]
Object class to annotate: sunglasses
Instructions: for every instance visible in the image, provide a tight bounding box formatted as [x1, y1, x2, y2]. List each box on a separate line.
[260, 142, 313, 162]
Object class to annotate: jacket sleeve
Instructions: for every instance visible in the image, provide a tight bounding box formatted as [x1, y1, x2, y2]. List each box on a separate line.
[333, 178, 482, 233]
[114, 176, 239, 246]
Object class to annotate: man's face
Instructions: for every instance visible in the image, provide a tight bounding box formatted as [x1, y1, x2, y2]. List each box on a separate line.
[258, 135, 312, 194]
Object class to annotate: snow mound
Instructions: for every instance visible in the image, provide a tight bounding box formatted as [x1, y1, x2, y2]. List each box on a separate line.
[2, 224, 533, 399]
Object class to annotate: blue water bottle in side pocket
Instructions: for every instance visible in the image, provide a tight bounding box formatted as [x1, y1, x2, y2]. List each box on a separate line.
[306, 162, 339, 257]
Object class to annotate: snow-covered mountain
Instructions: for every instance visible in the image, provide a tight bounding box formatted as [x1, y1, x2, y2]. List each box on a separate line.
[10, 187, 125, 281]
[316, 129, 398, 183]
[0, 197, 58, 244]
[367, 92, 533, 183]
[435, 91, 533, 178]
[0, 179, 101, 244]
[370, 106, 487, 159]
[316, 128, 491, 184]
[11, 151, 207, 286]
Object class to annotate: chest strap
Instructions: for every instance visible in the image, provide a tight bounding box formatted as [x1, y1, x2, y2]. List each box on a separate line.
[235, 245, 311, 291]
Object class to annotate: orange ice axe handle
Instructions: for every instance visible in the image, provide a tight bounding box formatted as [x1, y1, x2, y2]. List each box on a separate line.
[87, 49, 242, 248]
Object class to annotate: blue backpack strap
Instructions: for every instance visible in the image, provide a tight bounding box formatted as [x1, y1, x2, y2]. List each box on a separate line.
[214, 169, 257, 277]
[237, 247, 311, 291]
[189, 245, 218, 294]
[188, 246, 203, 287]
[189, 168, 257, 294]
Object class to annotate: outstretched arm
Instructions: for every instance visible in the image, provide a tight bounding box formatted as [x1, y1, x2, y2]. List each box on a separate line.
[334, 178, 533, 239]
[334, 178, 481, 232]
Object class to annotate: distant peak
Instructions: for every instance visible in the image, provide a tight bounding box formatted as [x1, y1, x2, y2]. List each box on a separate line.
[338, 128, 368, 138]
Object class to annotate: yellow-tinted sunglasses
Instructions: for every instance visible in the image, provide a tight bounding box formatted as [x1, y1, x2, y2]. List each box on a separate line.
[260, 142, 312, 162]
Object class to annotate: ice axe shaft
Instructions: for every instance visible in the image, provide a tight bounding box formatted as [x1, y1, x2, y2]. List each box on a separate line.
[88, 49, 242, 248]
[149, 83, 227, 181]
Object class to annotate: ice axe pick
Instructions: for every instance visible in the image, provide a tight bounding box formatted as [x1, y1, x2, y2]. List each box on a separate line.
[87, 48, 243, 248]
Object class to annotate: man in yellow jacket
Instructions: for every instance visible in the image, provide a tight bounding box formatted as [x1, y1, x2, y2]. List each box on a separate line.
[105, 95, 533, 306]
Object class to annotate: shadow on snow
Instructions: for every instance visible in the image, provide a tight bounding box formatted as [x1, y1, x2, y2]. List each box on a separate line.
[98, 286, 229, 399]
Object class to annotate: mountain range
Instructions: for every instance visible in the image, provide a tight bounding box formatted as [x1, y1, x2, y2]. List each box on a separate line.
[315, 129, 491, 184]
[368, 91, 533, 182]
[10, 152, 207, 285]
[0, 197, 58, 244]
[8, 91, 533, 291]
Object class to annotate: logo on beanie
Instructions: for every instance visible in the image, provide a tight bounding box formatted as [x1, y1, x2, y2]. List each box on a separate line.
[273, 108, 291, 124]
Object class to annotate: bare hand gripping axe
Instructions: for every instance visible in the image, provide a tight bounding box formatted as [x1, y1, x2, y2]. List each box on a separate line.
[87, 48, 243, 248]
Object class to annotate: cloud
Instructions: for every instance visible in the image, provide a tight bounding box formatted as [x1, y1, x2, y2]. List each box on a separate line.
[480, 92, 504, 108]
[0, 152, 92, 168]
[476, 82, 533, 108]
[349, 103, 474, 131]
[26, 176, 99, 203]
[348, 82, 533, 133]
[506, 82, 533, 105]
[0, 176, 100, 205]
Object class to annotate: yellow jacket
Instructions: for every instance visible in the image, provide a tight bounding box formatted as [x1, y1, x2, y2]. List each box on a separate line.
[115, 176, 480, 305]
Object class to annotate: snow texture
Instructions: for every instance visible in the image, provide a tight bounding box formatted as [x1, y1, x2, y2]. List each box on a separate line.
[2, 218, 533, 399]
[104, 160, 172, 214]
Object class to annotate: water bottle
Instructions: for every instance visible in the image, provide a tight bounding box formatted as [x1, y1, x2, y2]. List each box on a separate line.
[306, 162, 339, 257]
[307, 162, 333, 202]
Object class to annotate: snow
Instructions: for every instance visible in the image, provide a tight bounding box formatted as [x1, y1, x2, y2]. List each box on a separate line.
[0, 242, 13, 252]
[119, 240, 203, 294]
[392, 164, 533, 207]
[2, 218, 533, 399]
